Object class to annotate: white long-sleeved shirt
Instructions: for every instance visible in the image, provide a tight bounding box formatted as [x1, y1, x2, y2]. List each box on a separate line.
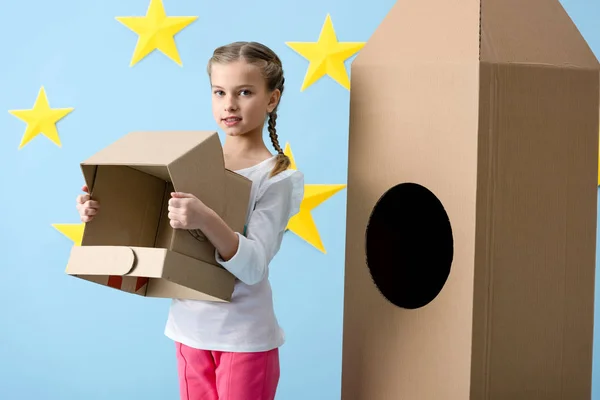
[164, 155, 305, 352]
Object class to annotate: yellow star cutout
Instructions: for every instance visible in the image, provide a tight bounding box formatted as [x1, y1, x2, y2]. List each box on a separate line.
[116, 0, 198, 67]
[285, 14, 365, 91]
[8, 87, 74, 149]
[52, 223, 85, 246]
[284, 143, 347, 253]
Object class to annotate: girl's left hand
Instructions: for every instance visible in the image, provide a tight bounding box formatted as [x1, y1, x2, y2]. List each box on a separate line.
[168, 192, 207, 230]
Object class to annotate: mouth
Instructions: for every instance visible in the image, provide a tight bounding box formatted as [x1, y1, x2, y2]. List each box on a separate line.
[222, 116, 242, 127]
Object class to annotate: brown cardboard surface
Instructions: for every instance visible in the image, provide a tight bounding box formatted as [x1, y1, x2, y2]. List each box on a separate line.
[66, 246, 235, 302]
[66, 130, 252, 302]
[340, 1, 600, 399]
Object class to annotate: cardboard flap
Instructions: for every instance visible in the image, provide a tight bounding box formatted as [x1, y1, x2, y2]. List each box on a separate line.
[168, 132, 226, 216]
[65, 246, 135, 276]
[81, 164, 96, 193]
[82, 131, 217, 166]
[80, 130, 227, 216]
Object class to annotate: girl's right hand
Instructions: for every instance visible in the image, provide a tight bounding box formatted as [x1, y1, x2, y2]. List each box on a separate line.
[76, 185, 100, 223]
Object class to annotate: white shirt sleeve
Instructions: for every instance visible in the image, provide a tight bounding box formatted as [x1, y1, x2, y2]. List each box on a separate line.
[215, 169, 304, 285]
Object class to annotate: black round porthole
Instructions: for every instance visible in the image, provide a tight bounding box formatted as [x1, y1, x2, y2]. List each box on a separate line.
[365, 182, 454, 309]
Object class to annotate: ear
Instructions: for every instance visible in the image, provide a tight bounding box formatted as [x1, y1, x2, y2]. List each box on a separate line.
[266, 89, 281, 113]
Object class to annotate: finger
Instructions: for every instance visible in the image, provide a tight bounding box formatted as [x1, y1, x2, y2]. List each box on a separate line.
[77, 194, 90, 204]
[83, 207, 98, 216]
[168, 211, 186, 223]
[85, 200, 100, 209]
[171, 192, 195, 199]
[168, 198, 191, 210]
[81, 215, 94, 223]
[82, 185, 90, 193]
[167, 205, 186, 216]
[169, 219, 183, 229]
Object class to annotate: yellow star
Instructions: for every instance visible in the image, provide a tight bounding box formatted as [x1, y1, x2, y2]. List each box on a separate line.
[116, 0, 198, 67]
[8, 87, 74, 149]
[285, 14, 365, 91]
[284, 142, 347, 253]
[52, 223, 85, 246]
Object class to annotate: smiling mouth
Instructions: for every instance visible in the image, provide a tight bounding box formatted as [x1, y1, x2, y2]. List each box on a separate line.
[223, 116, 242, 127]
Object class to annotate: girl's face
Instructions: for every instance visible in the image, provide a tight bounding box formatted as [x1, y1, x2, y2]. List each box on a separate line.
[210, 60, 280, 137]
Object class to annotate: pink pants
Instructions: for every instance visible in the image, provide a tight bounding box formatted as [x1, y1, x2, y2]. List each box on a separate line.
[175, 342, 280, 400]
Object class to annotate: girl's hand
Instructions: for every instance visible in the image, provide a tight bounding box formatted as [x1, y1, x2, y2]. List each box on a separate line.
[168, 192, 208, 230]
[76, 185, 100, 223]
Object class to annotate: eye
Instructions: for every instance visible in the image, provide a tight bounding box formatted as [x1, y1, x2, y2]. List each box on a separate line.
[213, 90, 224, 96]
[240, 89, 252, 96]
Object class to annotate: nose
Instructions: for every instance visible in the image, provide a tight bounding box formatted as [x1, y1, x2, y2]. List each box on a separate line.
[225, 99, 239, 112]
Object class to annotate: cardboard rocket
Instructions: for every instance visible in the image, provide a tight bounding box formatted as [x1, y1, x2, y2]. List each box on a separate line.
[341, 0, 600, 398]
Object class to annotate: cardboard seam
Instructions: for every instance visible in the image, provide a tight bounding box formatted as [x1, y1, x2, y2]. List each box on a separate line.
[483, 62, 499, 400]
[559, 193, 568, 397]
[558, 125, 574, 397]
[501, 61, 598, 70]
[478, 0, 482, 59]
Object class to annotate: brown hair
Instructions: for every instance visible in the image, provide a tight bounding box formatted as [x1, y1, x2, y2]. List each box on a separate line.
[207, 41, 291, 177]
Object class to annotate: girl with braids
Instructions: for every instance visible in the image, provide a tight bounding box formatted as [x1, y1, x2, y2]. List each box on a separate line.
[75, 41, 304, 400]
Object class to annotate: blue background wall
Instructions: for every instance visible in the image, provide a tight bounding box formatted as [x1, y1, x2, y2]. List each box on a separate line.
[0, 0, 598, 399]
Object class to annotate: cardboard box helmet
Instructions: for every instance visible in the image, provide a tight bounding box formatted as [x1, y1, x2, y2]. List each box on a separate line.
[341, 0, 600, 399]
[65, 130, 252, 302]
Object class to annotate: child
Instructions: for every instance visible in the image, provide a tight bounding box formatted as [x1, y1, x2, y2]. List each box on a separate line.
[76, 41, 305, 400]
